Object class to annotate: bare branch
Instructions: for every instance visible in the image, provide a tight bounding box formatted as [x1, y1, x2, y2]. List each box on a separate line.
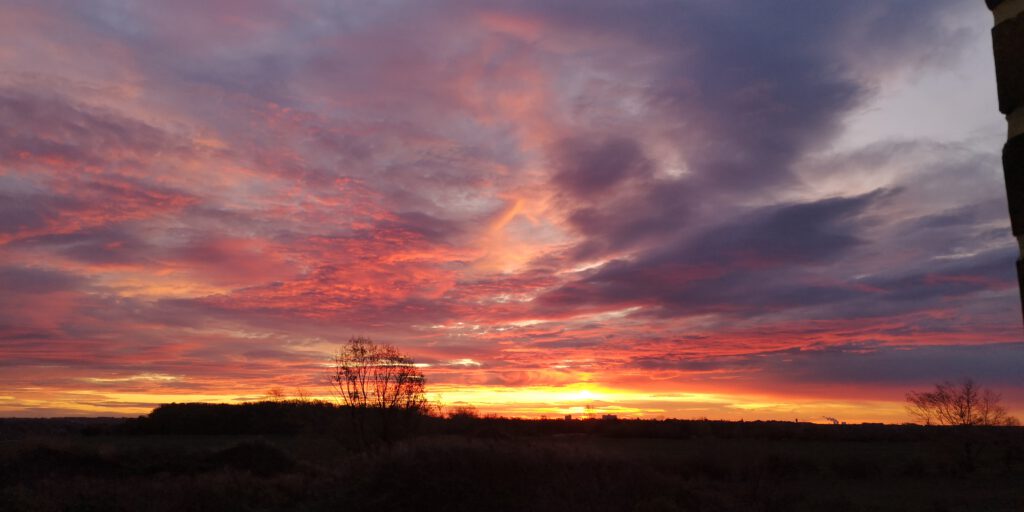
[329, 336, 427, 412]
[906, 379, 1019, 426]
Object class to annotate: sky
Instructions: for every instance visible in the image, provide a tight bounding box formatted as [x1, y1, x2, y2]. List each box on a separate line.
[1, 0, 1022, 422]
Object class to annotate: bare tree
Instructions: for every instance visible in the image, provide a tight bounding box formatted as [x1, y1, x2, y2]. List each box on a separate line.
[330, 336, 427, 411]
[906, 379, 1019, 426]
[264, 387, 288, 402]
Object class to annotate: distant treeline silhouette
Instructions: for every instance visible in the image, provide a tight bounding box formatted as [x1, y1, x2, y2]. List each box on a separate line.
[130, 401, 345, 436]
[117, 401, 1021, 444]
[128, 401, 424, 443]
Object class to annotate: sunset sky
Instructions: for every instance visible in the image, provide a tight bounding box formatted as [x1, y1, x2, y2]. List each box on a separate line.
[1, 0, 1022, 422]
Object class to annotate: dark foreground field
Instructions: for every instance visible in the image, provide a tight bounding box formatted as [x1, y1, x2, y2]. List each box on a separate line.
[2, 404, 1022, 512]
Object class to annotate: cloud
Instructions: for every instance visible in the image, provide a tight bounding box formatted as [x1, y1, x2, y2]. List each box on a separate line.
[13, 225, 151, 266]
[0, 86, 177, 169]
[538, 191, 886, 317]
[631, 342, 1024, 389]
[551, 136, 652, 197]
[0, 265, 84, 294]
[0, 0, 1016, 418]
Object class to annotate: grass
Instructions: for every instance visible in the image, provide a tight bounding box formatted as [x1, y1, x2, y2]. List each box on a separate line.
[1, 405, 1022, 511]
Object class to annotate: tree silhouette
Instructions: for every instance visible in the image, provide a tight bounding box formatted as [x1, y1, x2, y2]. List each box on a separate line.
[330, 337, 428, 445]
[906, 379, 1019, 426]
[331, 336, 427, 411]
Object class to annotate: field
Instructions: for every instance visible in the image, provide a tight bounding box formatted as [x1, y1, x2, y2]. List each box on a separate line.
[1, 404, 1022, 512]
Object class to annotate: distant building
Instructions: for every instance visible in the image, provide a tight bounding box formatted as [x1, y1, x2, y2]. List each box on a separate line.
[564, 414, 572, 421]
[601, 414, 618, 421]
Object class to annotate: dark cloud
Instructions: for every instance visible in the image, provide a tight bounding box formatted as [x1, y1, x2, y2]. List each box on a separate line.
[909, 206, 983, 231]
[551, 137, 651, 197]
[0, 191, 72, 235]
[540, 183, 1018, 323]
[0, 266, 84, 294]
[682, 191, 884, 266]
[540, 191, 885, 316]
[0, 175, 196, 257]
[632, 342, 1024, 389]
[0, 86, 176, 168]
[386, 212, 464, 244]
[807, 246, 1018, 321]
[564, 180, 693, 260]
[524, 0, 970, 261]
[14, 225, 151, 266]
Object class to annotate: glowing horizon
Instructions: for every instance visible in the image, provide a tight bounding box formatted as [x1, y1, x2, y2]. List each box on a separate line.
[1, 1, 1022, 422]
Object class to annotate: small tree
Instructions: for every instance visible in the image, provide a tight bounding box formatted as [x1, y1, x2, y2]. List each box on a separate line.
[331, 336, 427, 411]
[906, 379, 1019, 426]
[330, 337, 429, 445]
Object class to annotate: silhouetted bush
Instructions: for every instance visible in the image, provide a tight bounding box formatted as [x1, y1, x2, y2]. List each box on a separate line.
[130, 401, 343, 436]
[128, 401, 429, 446]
